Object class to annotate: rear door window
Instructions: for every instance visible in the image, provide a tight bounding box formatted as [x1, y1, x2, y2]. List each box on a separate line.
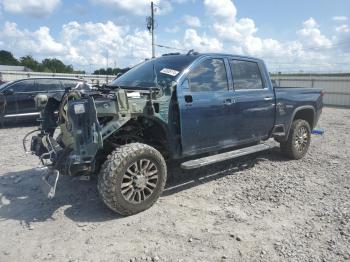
[8, 79, 36, 92]
[230, 60, 264, 90]
[188, 58, 228, 92]
[36, 79, 62, 91]
[61, 80, 79, 89]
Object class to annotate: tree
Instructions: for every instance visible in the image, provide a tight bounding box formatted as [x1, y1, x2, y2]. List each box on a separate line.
[94, 67, 130, 75]
[41, 58, 74, 73]
[20, 55, 39, 71]
[0, 50, 19, 65]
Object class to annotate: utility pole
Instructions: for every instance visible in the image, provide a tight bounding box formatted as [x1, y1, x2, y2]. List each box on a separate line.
[106, 49, 109, 83]
[151, 2, 155, 58]
[147, 2, 156, 58]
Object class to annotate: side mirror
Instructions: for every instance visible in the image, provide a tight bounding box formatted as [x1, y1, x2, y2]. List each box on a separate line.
[3, 88, 14, 96]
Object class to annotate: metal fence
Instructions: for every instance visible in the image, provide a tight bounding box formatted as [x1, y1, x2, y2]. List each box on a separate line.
[0, 71, 116, 85]
[1, 71, 350, 107]
[271, 75, 350, 107]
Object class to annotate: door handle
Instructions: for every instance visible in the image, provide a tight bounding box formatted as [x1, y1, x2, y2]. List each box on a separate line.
[264, 96, 273, 101]
[184, 95, 193, 103]
[224, 98, 232, 105]
[223, 98, 235, 105]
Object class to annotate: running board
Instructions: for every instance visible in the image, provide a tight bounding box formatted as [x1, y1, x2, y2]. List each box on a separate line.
[181, 144, 271, 170]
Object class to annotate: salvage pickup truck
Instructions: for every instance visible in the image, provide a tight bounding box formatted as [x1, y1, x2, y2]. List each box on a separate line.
[28, 53, 323, 216]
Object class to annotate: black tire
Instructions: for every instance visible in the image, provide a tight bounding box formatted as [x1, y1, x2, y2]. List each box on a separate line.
[280, 119, 311, 159]
[97, 143, 167, 216]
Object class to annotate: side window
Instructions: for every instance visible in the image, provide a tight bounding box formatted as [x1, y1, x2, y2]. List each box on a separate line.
[230, 60, 264, 90]
[9, 80, 36, 92]
[61, 80, 78, 89]
[36, 79, 61, 91]
[189, 58, 228, 92]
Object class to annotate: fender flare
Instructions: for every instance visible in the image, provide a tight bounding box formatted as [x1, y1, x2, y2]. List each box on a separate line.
[286, 105, 316, 138]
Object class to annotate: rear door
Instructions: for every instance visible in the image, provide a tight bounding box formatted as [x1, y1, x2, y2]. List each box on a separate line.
[61, 79, 79, 90]
[178, 57, 234, 155]
[36, 78, 62, 93]
[229, 59, 275, 142]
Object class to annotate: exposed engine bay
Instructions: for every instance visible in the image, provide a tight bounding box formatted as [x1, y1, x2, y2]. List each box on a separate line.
[27, 84, 173, 180]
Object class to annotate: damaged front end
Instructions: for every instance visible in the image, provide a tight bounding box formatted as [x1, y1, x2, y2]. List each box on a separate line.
[24, 87, 132, 197]
[29, 93, 103, 175]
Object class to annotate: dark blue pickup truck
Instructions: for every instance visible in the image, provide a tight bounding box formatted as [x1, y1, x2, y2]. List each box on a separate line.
[29, 53, 323, 216]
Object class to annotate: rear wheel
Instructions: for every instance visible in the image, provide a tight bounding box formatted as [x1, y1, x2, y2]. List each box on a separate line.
[97, 143, 167, 216]
[280, 119, 311, 159]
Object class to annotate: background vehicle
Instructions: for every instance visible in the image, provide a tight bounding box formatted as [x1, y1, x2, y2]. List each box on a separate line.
[29, 53, 323, 216]
[0, 78, 88, 123]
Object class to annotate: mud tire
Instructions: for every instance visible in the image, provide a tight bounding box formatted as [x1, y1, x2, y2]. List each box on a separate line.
[280, 119, 311, 159]
[97, 143, 167, 216]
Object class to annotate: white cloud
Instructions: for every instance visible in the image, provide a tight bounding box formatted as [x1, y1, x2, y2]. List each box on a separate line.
[335, 24, 350, 53]
[199, 1, 349, 71]
[203, 0, 258, 44]
[173, 29, 222, 52]
[203, 0, 236, 22]
[332, 16, 348, 22]
[90, 0, 172, 16]
[336, 24, 350, 33]
[182, 15, 201, 27]
[297, 18, 332, 48]
[1, 0, 61, 17]
[0, 21, 152, 69]
[1, 22, 64, 55]
[1, 1, 349, 72]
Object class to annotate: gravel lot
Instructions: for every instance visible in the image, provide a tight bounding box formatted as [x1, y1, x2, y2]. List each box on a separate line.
[0, 107, 349, 262]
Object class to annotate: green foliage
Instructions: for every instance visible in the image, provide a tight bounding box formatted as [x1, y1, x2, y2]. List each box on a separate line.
[0, 50, 19, 65]
[93, 67, 130, 75]
[41, 58, 74, 73]
[1, 50, 79, 73]
[19, 55, 39, 71]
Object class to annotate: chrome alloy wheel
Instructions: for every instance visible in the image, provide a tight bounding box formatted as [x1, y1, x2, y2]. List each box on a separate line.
[294, 126, 309, 153]
[121, 159, 159, 204]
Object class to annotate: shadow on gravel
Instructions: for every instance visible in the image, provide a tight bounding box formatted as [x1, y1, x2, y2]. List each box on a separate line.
[0, 147, 290, 224]
[164, 147, 288, 196]
[0, 168, 119, 225]
[0, 118, 38, 129]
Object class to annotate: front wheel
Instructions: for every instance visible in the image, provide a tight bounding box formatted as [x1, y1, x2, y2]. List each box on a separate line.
[280, 119, 311, 159]
[98, 143, 167, 216]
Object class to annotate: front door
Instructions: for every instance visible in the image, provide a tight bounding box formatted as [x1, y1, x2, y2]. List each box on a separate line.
[178, 57, 234, 156]
[3, 79, 41, 116]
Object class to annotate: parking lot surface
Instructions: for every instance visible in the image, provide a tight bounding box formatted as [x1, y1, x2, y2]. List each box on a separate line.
[0, 107, 349, 261]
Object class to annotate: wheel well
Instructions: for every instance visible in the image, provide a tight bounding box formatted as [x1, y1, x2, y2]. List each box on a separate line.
[104, 117, 170, 158]
[294, 108, 314, 128]
[141, 117, 169, 155]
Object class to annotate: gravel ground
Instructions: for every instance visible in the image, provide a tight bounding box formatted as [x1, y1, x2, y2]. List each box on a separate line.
[0, 107, 349, 262]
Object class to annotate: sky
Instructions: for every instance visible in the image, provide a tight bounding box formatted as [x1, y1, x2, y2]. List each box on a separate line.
[0, 0, 350, 73]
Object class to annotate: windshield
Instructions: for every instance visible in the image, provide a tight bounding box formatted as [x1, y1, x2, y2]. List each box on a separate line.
[0, 81, 11, 91]
[111, 55, 196, 89]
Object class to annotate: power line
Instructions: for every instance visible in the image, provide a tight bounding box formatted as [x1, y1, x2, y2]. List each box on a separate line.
[155, 44, 188, 51]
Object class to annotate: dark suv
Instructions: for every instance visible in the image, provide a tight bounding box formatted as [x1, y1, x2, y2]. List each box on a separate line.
[0, 78, 85, 123]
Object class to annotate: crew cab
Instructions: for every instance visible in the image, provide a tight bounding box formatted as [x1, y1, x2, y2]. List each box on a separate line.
[28, 53, 323, 216]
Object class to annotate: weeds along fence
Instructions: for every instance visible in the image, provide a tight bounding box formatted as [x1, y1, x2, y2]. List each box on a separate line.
[271, 75, 350, 107]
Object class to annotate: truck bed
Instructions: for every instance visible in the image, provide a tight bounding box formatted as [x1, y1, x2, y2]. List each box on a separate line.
[274, 87, 323, 136]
